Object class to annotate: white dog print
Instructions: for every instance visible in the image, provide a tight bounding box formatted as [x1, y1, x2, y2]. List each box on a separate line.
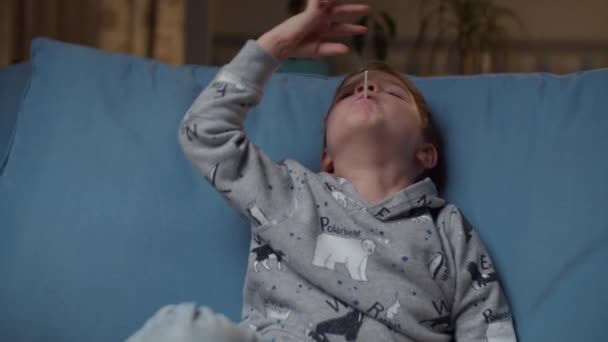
[323, 182, 363, 210]
[485, 320, 516, 342]
[386, 293, 401, 320]
[331, 190, 349, 208]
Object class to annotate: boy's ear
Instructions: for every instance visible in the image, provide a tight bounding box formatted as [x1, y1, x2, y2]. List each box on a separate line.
[321, 149, 334, 173]
[415, 143, 438, 170]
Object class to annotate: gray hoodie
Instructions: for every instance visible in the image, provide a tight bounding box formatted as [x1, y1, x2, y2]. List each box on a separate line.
[178, 40, 516, 342]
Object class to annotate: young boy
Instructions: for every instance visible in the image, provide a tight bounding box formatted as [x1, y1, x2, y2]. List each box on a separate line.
[127, 1, 516, 341]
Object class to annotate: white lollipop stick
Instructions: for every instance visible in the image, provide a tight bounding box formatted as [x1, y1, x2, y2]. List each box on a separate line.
[364, 70, 368, 98]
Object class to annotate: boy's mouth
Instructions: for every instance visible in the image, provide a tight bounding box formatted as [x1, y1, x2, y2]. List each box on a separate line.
[355, 94, 375, 102]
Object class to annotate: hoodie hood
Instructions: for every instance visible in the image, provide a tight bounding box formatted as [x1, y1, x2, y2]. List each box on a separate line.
[339, 177, 446, 221]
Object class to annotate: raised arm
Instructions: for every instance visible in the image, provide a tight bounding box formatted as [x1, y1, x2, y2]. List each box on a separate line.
[178, 0, 369, 229]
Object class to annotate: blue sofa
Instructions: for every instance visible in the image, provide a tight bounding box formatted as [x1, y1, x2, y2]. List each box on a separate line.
[1, 38, 607, 342]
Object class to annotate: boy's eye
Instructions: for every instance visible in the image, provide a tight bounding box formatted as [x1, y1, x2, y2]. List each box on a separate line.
[338, 91, 354, 100]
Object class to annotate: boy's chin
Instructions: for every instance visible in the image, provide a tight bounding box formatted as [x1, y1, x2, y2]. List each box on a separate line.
[343, 110, 386, 128]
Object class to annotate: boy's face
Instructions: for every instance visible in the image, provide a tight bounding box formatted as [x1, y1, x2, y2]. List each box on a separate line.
[323, 70, 426, 171]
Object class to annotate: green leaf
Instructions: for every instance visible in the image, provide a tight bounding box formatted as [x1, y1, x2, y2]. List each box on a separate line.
[380, 11, 397, 37]
[357, 15, 369, 27]
[372, 19, 388, 60]
[287, 0, 304, 15]
[352, 34, 365, 56]
[351, 16, 369, 56]
[374, 34, 389, 60]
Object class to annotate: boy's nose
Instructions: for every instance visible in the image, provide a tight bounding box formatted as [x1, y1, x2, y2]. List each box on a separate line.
[355, 82, 377, 95]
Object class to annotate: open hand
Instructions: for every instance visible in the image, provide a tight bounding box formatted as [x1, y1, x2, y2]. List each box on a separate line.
[257, 0, 370, 60]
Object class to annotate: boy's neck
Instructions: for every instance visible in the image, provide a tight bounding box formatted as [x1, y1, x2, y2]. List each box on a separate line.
[333, 159, 418, 206]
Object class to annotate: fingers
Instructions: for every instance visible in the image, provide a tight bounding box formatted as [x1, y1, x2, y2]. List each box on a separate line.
[317, 42, 350, 56]
[295, 41, 350, 58]
[306, 1, 369, 16]
[307, 0, 337, 12]
[174, 302, 198, 322]
[153, 304, 177, 320]
[322, 22, 368, 37]
[331, 3, 370, 16]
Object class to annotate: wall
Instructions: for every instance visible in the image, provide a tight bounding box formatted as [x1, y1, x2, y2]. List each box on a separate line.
[0, 0, 185, 67]
[211, 0, 608, 75]
[1, 0, 606, 73]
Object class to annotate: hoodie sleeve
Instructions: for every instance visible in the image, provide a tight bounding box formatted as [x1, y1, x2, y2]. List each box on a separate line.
[439, 205, 517, 341]
[178, 40, 296, 230]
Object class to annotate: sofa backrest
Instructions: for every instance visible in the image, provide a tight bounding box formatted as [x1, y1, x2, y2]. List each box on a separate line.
[0, 62, 31, 174]
[1, 38, 607, 341]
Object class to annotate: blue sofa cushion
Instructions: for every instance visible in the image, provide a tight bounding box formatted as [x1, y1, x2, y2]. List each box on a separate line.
[0, 62, 32, 174]
[1, 37, 607, 341]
